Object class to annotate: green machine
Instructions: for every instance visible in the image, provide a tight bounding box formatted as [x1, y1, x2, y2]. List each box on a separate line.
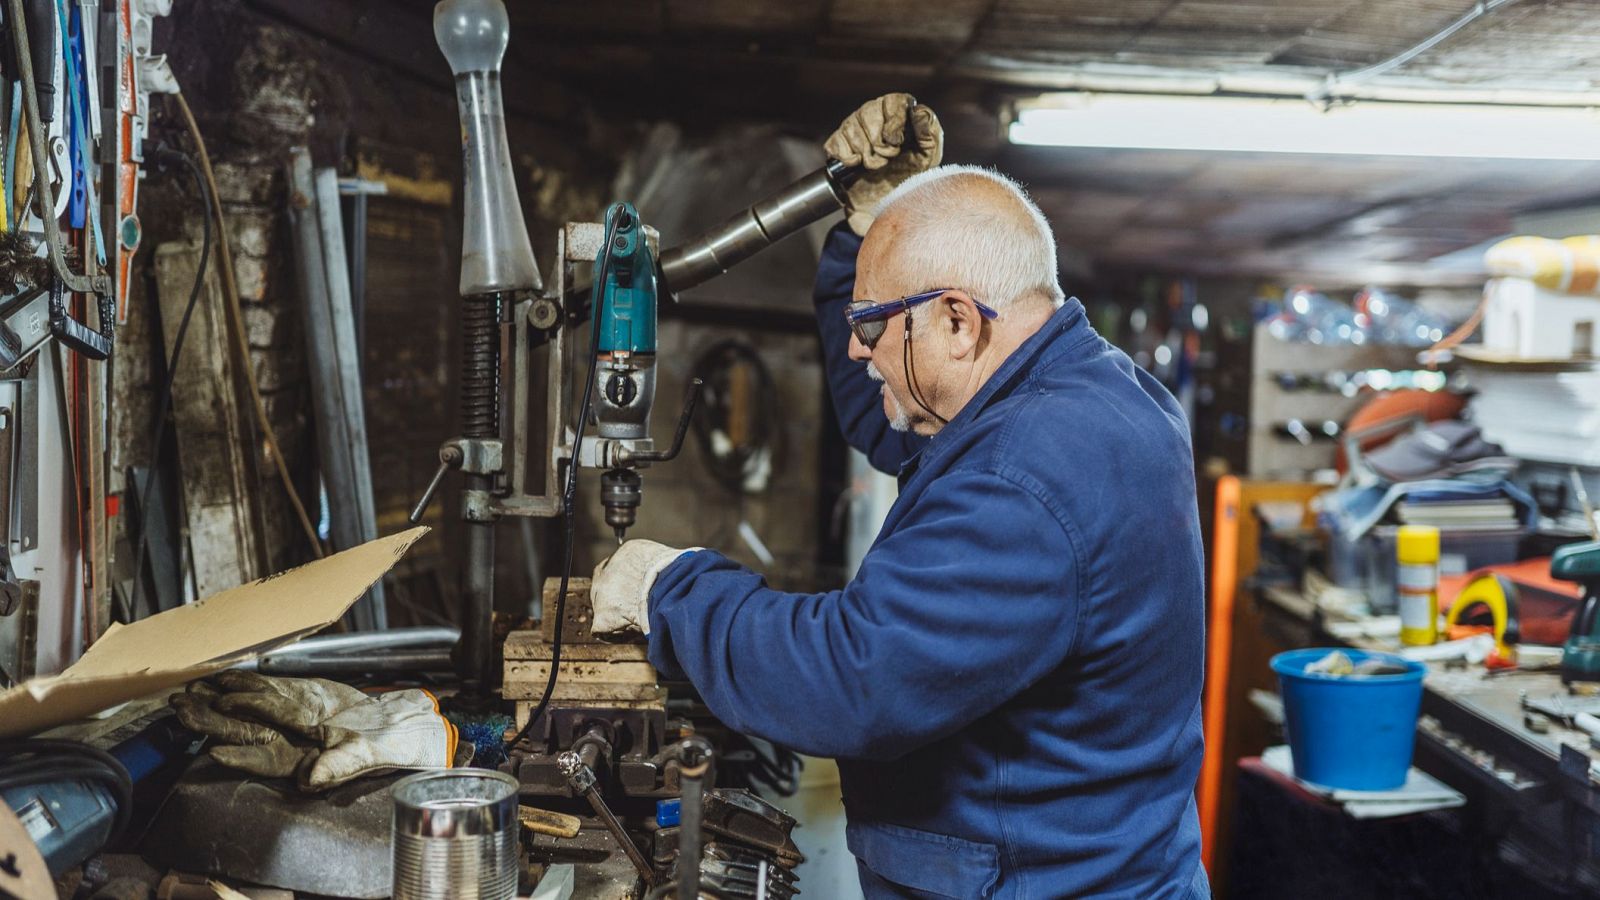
[1557, 540, 1600, 683]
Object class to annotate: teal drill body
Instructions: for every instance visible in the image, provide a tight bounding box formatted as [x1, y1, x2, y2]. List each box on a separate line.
[1557, 540, 1600, 683]
[593, 202, 658, 356]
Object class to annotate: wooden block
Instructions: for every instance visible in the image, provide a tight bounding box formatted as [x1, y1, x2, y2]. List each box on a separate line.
[519, 806, 581, 839]
[542, 577, 593, 643]
[513, 693, 666, 728]
[502, 658, 659, 694]
[503, 630, 651, 661]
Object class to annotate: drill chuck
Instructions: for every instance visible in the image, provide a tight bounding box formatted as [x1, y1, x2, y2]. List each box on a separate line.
[601, 468, 642, 542]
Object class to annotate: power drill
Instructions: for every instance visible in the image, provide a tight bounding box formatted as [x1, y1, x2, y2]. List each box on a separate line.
[1557, 540, 1600, 683]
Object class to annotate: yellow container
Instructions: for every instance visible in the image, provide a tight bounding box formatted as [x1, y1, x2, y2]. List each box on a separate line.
[1397, 525, 1441, 646]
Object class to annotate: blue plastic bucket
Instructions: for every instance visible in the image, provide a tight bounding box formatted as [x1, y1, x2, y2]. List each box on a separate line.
[1270, 648, 1426, 791]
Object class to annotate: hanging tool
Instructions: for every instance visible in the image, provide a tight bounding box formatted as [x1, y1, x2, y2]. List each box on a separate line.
[2, 0, 117, 370]
[1557, 541, 1600, 684]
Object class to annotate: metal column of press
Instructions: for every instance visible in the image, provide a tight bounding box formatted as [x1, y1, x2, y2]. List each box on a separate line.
[432, 0, 545, 694]
[458, 290, 503, 692]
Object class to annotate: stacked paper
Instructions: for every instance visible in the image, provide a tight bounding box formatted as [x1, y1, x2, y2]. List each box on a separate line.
[1465, 364, 1600, 467]
[1261, 745, 1466, 820]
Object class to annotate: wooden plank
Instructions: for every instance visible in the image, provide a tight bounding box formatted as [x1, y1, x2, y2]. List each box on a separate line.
[152, 240, 268, 598]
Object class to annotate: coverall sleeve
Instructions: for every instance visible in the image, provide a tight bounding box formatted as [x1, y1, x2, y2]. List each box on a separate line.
[814, 222, 927, 475]
[646, 467, 1082, 761]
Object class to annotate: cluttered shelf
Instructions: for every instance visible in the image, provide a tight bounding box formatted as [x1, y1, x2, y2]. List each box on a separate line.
[1240, 546, 1600, 894]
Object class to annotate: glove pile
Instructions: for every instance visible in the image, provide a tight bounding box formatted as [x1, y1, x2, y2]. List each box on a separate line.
[171, 671, 462, 791]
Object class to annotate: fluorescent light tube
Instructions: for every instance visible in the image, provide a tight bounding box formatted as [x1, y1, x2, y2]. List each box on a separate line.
[1009, 93, 1600, 160]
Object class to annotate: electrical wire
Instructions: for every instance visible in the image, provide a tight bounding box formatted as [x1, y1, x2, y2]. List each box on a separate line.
[0, 739, 133, 844]
[507, 204, 622, 750]
[689, 340, 781, 494]
[903, 311, 946, 425]
[170, 92, 325, 560]
[127, 147, 208, 618]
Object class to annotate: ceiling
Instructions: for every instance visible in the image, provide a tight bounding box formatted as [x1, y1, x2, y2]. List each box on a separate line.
[388, 0, 1600, 283]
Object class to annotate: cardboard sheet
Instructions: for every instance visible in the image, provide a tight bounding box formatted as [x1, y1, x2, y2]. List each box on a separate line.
[0, 527, 429, 739]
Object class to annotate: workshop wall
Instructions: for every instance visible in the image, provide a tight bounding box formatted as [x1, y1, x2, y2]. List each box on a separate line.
[105, 0, 851, 627]
[109, 0, 618, 620]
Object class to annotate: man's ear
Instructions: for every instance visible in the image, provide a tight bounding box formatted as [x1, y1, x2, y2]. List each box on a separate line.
[942, 290, 983, 359]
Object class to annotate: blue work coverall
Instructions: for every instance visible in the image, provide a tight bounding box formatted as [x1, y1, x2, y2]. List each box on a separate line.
[647, 224, 1209, 899]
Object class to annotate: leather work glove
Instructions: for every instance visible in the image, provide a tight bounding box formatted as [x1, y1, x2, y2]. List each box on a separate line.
[824, 92, 944, 236]
[590, 540, 699, 636]
[170, 670, 461, 791]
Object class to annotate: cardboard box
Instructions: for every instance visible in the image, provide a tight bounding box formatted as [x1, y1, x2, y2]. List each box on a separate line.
[0, 527, 429, 739]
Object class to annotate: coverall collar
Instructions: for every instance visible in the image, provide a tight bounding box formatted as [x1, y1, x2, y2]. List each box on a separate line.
[898, 296, 1089, 482]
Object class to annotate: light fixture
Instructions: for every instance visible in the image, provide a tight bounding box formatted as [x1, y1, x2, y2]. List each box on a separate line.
[1009, 93, 1600, 161]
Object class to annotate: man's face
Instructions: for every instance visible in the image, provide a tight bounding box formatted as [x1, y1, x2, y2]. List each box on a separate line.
[865, 359, 913, 432]
[851, 231, 937, 435]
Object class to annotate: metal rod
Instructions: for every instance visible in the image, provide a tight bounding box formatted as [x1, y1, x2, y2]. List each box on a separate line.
[624, 378, 702, 464]
[460, 501, 495, 692]
[674, 735, 714, 900]
[254, 648, 455, 675]
[313, 165, 386, 629]
[262, 626, 459, 658]
[557, 751, 655, 886]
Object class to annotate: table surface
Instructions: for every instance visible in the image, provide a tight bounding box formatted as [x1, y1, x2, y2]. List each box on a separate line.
[1257, 579, 1600, 820]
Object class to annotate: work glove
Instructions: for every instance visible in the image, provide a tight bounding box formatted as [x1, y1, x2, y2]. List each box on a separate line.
[590, 540, 699, 636]
[170, 670, 461, 791]
[825, 92, 944, 236]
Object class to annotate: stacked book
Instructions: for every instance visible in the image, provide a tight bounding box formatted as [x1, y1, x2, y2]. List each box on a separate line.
[1395, 497, 1521, 531]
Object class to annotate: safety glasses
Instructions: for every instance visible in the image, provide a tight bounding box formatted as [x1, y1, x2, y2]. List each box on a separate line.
[845, 289, 999, 349]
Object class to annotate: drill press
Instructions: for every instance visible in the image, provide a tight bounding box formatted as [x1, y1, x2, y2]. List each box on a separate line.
[419, 1, 899, 891]
[415, 0, 879, 691]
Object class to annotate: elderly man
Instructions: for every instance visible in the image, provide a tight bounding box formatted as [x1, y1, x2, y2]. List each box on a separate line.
[592, 94, 1208, 899]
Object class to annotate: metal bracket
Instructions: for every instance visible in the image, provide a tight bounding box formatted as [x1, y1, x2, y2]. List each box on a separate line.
[456, 438, 502, 475]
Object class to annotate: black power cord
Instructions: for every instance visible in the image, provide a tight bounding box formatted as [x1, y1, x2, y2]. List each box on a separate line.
[125, 145, 211, 620]
[0, 739, 133, 844]
[689, 340, 780, 494]
[507, 203, 626, 750]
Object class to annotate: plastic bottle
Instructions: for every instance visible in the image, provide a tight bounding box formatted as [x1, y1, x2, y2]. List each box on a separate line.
[1398, 525, 1441, 646]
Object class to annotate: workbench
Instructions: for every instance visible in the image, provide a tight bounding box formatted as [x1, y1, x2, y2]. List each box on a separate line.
[1258, 580, 1600, 894]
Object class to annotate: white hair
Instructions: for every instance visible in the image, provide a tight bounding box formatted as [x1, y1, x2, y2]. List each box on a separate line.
[873, 165, 1066, 315]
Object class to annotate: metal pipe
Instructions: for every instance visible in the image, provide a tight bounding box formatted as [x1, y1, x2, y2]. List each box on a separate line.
[255, 648, 455, 676]
[460, 505, 495, 692]
[257, 627, 460, 659]
[657, 160, 854, 295]
[1322, 0, 1526, 93]
[674, 735, 714, 900]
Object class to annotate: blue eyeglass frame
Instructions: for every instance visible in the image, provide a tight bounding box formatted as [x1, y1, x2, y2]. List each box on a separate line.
[844, 288, 1000, 349]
